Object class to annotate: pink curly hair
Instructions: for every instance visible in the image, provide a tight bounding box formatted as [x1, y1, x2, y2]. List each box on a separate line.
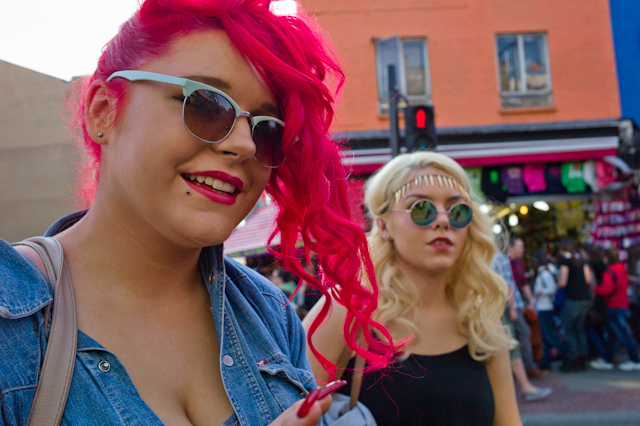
[65, 0, 398, 379]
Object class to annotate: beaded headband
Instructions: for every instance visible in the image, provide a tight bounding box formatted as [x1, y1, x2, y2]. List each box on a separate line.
[392, 174, 470, 204]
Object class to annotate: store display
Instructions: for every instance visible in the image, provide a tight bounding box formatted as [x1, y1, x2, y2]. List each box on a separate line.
[482, 166, 508, 203]
[561, 162, 587, 193]
[523, 163, 547, 193]
[590, 188, 640, 261]
[596, 159, 616, 189]
[464, 167, 485, 200]
[582, 160, 599, 193]
[545, 163, 566, 194]
[501, 165, 525, 195]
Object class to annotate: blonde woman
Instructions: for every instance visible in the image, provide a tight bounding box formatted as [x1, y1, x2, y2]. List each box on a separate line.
[303, 152, 521, 426]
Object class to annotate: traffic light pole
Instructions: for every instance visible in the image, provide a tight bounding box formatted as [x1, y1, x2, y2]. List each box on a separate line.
[388, 64, 400, 158]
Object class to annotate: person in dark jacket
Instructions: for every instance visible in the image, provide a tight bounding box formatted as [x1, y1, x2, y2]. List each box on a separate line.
[557, 238, 593, 371]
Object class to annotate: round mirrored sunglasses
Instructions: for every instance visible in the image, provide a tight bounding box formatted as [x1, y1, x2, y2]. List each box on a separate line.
[391, 199, 473, 229]
[107, 70, 286, 168]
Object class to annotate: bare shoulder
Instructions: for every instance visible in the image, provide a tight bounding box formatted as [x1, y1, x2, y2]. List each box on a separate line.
[302, 295, 350, 383]
[486, 349, 523, 426]
[13, 245, 47, 276]
[302, 295, 348, 333]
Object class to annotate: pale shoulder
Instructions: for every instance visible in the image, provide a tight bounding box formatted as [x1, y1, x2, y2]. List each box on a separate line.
[486, 348, 523, 425]
[301, 295, 350, 383]
[301, 295, 348, 334]
[13, 245, 47, 276]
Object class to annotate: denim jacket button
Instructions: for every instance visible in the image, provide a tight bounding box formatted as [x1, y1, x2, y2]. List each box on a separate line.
[223, 355, 234, 367]
[98, 360, 111, 372]
[208, 272, 216, 282]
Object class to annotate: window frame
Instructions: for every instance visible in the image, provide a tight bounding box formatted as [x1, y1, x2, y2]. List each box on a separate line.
[375, 36, 432, 112]
[495, 32, 553, 108]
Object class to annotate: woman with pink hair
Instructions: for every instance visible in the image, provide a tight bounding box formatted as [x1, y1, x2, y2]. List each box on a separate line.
[0, 0, 396, 424]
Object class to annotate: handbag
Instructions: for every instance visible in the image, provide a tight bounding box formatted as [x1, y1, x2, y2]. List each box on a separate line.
[587, 269, 617, 327]
[12, 237, 77, 426]
[320, 356, 377, 426]
[522, 306, 543, 362]
[586, 296, 607, 326]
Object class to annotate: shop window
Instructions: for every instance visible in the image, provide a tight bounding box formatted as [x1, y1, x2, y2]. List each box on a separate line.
[496, 33, 552, 109]
[375, 36, 431, 112]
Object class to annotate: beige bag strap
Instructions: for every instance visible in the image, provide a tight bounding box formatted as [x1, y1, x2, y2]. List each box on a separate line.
[13, 237, 77, 426]
[335, 338, 368, 411]
[349, 356, 366, 410]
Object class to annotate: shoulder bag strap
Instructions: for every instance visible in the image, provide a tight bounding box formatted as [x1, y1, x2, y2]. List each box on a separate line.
[349, 356, 366, 410]
[14, 237, 77, 426]
[606, 269, 617, 295]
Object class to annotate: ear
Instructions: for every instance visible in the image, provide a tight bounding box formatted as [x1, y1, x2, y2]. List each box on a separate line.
[85, 80, 117, 145]
[375, 216, 391, 241]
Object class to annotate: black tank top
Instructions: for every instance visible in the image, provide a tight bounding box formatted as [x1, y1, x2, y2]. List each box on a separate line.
[338, 346, 495, 426]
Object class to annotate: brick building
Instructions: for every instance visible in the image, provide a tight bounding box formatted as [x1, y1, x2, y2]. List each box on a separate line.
[304, 0, 619, 129]
[294, 0, 637, 254]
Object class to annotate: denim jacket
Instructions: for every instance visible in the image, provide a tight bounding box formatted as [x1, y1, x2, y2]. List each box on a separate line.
[0, 211, 315, 425]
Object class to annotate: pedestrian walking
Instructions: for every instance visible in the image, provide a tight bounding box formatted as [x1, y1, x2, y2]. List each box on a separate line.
[532, 250, 562, 370]
[557, 238, 594, 372]
[594, 247, 640, 371]
[508, 238, 548, 378]
[493, 252, 553, 403]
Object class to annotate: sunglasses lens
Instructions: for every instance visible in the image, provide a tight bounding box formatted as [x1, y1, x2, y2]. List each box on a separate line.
[252, 120, 285, 168]
[410, 200, 438, 226]
[183, 90, 236, 142]
[449, 204, 473, 229]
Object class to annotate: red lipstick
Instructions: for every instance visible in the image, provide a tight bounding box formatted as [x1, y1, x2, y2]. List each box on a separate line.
[429, 237, 453, 250]
[182, 171, 245, 206]
[190, 171, 244, 191]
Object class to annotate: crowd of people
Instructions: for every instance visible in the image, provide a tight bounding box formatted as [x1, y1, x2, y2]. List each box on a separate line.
[490, 236, 640, 376]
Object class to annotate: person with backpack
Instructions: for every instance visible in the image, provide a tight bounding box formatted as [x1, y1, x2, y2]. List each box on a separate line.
[532, 250, 562, 371]
[594, 247, 640, 371]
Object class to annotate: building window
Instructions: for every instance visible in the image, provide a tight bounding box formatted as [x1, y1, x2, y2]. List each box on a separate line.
[496, 33, 552, 109]
[376, 36, 431, 111]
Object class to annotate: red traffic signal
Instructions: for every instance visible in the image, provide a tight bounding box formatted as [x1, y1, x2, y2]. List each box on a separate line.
[405, 105, 436, 151]
[415, 108, 426, 129]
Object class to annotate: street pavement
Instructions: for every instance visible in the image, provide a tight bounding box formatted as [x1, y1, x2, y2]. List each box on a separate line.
[518, 364, 640, 425]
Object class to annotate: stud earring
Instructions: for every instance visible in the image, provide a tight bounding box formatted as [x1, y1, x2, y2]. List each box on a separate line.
[97, 132, 104, 138]
[383, 234, 390, 241]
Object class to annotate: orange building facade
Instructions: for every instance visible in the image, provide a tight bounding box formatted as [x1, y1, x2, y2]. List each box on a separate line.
[231, 0, 639, 257]
[301, 0, 621, 132]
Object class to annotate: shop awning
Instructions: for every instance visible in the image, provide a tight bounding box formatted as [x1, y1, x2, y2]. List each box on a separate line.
[438, 136, 619, 166]
[223, 202, 281, 257]
[337, 119, 623, 175]
[342, 136, 619, 174]
[225, 181, 368, 257]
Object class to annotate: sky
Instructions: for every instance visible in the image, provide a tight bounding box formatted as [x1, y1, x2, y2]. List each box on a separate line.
[0, 0, 296, 82]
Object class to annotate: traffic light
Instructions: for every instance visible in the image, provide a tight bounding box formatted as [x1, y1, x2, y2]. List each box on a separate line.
[405, 105, 437, 152]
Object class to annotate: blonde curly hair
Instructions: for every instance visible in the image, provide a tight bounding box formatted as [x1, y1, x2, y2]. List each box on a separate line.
[365, 152, 514, 360]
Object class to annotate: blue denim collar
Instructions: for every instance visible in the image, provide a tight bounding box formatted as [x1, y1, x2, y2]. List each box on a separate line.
[0, 241, 52, 319]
